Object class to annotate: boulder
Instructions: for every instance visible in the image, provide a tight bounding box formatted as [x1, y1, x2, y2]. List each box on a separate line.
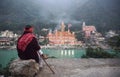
[9, 59, 39, 77]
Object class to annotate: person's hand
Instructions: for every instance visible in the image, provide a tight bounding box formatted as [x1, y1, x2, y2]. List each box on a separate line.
[41, 54, 48, 59]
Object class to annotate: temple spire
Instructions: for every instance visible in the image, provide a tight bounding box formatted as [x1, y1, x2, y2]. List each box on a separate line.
[83, 22, 86, 26]
[61, 21, 65, 32]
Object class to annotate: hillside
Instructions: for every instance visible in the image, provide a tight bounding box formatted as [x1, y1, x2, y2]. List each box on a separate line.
[0, 0, 120, 33]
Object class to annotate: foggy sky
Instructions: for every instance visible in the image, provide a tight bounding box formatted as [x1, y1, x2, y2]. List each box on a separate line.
[29, 0, 89, 24]
[0, 0, 117, 24]
[0, 0, 119, 29]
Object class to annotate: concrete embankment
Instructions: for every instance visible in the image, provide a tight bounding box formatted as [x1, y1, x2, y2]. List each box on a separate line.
[37, 59, 120, 77]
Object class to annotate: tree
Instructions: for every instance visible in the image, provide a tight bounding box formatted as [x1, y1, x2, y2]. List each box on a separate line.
[82, 47, 114, 58]
[107, 35, 120, 53]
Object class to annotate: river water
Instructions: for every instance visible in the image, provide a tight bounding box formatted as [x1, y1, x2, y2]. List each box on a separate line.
[0, 48, 85, 68]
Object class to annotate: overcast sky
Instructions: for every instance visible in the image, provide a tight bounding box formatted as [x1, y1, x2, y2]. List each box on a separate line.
[30, 0, 89, 23]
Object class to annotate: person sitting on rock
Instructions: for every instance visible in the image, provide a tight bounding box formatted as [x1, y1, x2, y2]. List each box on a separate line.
[17, 25, 47, 69]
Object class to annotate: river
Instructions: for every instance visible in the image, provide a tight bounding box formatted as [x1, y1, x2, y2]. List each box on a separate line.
[0, 48, 86, 68]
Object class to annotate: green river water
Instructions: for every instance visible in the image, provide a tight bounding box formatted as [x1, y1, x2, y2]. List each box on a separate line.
[0, 49, 86, 68]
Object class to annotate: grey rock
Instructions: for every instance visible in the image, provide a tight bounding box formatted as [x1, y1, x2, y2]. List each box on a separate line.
[9, 59, 39, 77]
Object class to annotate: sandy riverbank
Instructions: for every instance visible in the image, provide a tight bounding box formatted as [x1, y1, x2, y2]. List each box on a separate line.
[37, 58, 120, 77]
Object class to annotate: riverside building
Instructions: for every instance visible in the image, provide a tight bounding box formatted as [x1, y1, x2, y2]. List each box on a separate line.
[82, 22, 96, 38]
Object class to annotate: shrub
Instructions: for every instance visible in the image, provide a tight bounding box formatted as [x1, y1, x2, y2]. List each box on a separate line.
[82, 47, 115, 58]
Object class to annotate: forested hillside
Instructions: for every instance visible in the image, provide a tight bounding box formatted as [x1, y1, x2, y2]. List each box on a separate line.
[0, 0, 120, 33]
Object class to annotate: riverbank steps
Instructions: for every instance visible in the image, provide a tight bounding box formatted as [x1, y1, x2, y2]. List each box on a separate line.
[9, 58, 120, 77]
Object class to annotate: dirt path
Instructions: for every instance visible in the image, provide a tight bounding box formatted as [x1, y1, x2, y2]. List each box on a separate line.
[37, 59, 120, 77]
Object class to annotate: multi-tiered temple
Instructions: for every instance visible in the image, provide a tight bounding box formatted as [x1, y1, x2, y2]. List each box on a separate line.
[47, 22, 77, 45]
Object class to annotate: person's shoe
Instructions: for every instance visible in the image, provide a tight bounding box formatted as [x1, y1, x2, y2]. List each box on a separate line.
[41, 54, 48, 59]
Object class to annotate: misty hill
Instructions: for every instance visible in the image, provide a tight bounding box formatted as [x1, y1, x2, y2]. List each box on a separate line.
[0, 0, 120, 33]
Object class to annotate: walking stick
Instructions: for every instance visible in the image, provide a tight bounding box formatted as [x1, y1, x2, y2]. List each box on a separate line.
[38, 52, 55, 74]
[42, 57, 55, 74]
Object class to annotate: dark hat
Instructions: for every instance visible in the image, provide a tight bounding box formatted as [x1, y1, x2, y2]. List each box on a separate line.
[25, 25, 33, 30]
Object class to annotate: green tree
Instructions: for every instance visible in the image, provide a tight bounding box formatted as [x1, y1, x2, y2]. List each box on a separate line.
[82, 47, 114, 58]
[107, 35, 120, 53]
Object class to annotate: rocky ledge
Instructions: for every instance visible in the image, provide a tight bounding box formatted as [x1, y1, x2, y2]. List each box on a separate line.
[9, 59, 39, 77]
[9, 58, 120, 77]
[37, 58, 120, 77]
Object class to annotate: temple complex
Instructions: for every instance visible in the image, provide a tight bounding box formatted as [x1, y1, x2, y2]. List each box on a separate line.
[47, 22, 77, 45]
